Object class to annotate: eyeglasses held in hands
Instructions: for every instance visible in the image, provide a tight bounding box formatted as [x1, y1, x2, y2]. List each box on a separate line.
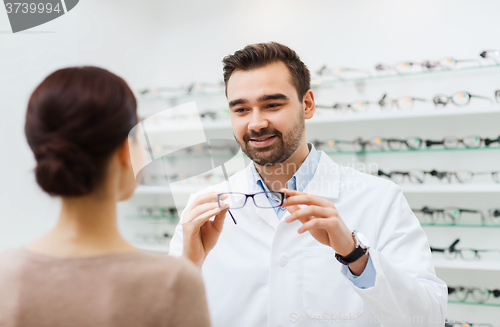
[217, 191, 286, 225]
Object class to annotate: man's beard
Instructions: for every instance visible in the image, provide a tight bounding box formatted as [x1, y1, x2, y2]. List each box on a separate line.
[235, 112, 305, 166]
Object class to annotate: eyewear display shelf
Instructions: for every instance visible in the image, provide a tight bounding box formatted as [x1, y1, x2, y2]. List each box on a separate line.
[118, 64, 500, 326]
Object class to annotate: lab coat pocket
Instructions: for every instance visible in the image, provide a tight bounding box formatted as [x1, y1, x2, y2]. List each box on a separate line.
[303, 247, 364, 320]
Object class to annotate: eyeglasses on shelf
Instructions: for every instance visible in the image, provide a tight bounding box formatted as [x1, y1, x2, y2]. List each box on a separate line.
[425, 135, 485, 149]
[217, 191, 286, 225]
[316, 65, 372, 79]
[377, 93, 429, 110]
[480, 49, 500, 64]
[315, 101, 371, 113]
[431, 239, 500, 261]
[445, 322, 493, 327]
[448, 285, 500, 303]
[378, 169, 500, 184]
[412, 206, 485, 225]
[432, 91, 493, 107]
[377, 169, 426, 184]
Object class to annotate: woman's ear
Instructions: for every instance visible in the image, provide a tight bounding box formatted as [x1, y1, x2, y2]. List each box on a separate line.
[116, 138, 131, 170]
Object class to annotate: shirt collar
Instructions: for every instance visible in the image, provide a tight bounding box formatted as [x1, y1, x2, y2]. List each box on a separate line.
[251, 142, 320, 193]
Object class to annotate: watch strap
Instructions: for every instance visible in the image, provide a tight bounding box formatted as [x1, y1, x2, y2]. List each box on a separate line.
[335, 246, 367, 265]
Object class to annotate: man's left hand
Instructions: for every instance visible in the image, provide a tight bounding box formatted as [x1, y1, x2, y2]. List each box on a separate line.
[281, 188, 368, 275]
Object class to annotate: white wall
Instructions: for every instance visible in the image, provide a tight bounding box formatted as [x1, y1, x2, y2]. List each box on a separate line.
[1, 0, 500, 322]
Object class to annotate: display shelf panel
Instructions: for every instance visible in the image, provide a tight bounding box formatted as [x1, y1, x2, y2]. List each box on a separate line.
[421, 223, 500, 228]
[434, 258, 500, 271]
[448, 300, 500, 307]
[400, 184, 500, 193]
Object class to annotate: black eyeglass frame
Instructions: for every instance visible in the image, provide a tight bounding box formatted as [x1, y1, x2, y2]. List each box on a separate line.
[217, 191, 286, 225]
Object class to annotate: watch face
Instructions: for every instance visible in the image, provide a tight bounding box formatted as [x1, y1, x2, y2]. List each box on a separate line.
[355, 232, 370, 248]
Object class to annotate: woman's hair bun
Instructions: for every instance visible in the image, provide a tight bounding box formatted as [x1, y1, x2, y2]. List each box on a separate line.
[34, 138, 96, 196]
[25, 66, 138, 197]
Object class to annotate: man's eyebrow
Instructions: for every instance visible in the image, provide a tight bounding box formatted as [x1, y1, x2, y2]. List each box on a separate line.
[258, 93, 289, 102]
[228, 93, 289, 108]
[228, 99, 247, 108]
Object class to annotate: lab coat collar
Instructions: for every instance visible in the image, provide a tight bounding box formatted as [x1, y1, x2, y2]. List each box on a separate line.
[235, 151, 341, 229]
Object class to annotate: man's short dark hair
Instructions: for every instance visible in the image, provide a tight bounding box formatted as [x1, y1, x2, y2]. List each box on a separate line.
[222, 42, 311, 101]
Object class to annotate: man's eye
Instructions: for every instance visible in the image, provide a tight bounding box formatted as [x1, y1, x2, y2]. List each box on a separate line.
[267, 103, 282, 109]
[234, 108, 246, 113]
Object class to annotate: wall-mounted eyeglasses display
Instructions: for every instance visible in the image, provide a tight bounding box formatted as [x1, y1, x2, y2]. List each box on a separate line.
[139, 109, 230, 124]
[316, 90, 498, 116]
[137, 206, 179, 219]
[377, 169, 500, 184]
[134, 233, 171, 245]
[495, 90, 500, 103]
[432, 91, 493, 107]
[145, 141, 240, 157]
[377, 93, 429, 110]
[412, 206, 486, 225]
[431, 239, 500, 261]
[480, 49, 500, 64]
[316, 65, 372, 79]
[139, 81, 225, 96]
[312, 134, 500, 153]
[315, 101, 371, 113]
[375, 60, 440, 74]
[377, 169, 426, 184]
[217, 191, 286, 225]
[445, 321, 493, 327]
[448, 285, 500, 303]
[425, 135, 485, 149]
[375, 50, 493, 75]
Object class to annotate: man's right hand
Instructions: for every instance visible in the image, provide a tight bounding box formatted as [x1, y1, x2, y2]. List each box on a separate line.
[181, 192, 230, 268]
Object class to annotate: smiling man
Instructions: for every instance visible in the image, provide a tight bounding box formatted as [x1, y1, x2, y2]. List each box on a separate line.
[169, 42, 447, 327]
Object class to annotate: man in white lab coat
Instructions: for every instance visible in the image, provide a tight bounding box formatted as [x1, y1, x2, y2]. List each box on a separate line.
[169, 42, 447, 327]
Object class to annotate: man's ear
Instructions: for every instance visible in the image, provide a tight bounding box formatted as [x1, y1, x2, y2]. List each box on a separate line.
[303, 89, 315, 119]
[116, 138, 131, 169]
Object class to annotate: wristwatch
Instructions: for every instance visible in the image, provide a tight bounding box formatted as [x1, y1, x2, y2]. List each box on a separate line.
[335, 230, 370, 265]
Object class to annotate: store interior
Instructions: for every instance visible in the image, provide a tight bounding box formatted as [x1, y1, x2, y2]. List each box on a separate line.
[1, 1, 500, 325]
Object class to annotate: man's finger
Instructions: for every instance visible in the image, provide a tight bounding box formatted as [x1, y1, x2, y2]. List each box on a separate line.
[183, 206, 222, 227]
[286, 205, 333, 223]
[212, 208, 229, 233]
[186, 192, 227, 212]
[297, 217, 331, 234]
[183, 202, 219, 223]
[283, 194, 332, 208]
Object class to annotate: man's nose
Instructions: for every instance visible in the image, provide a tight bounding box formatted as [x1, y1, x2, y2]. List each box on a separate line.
[248, 109, 269, 131]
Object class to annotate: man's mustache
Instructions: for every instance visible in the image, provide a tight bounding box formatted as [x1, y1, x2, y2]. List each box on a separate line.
[243, 130, 282, 142]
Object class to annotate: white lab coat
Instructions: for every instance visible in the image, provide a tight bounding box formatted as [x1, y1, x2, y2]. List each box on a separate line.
[169, 151, 448, 327]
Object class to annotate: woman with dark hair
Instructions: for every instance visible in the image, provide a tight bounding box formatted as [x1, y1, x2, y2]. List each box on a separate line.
[0, 66, 211, 327]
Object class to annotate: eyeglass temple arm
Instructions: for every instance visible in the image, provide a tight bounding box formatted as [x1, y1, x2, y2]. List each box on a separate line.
[227, 210, 236, 225]
[430, 246, 445, 253]
[485, 136, 500, 146]
[470, 94, 494, 103]
[425, 139, 444, 147]
[449, 238, 460, 251]
[220, 164, 237, 225]
[412, 97, 428, 102]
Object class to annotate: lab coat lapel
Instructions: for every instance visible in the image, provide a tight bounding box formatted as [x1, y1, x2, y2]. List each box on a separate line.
[301, 151, 341, 201]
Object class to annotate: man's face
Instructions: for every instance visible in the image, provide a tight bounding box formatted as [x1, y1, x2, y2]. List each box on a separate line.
[226, 61, 305, 166]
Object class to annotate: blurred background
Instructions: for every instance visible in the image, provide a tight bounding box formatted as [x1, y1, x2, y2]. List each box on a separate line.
[1, 1, 500, 325]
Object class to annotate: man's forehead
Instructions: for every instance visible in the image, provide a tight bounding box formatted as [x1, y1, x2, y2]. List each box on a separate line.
[226, 62, 295, 101]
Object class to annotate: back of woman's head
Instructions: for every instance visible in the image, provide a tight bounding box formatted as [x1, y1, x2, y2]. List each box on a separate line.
[25, 66, 138, 197]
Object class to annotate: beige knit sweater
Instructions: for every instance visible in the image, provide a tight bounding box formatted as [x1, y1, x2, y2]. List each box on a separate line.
[0, 248, 211, 327]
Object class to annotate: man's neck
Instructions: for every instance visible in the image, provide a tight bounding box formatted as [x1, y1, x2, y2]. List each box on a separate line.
[253, 142, 310, 192]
